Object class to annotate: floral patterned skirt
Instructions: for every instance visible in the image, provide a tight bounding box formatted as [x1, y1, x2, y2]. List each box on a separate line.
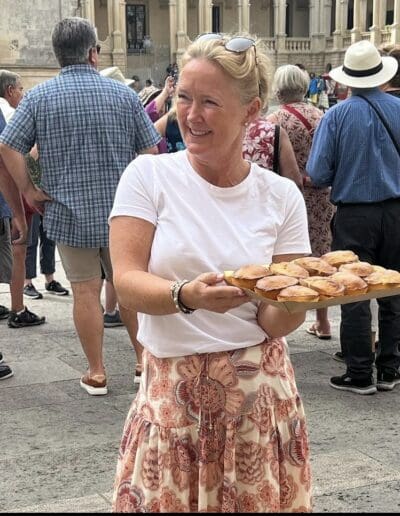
[112, 338, 312, 513]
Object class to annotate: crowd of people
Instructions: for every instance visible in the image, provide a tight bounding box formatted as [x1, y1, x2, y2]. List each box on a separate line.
[1, 15, 400, 512]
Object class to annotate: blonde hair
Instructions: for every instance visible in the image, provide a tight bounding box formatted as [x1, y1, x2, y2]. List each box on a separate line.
[181, 33, 270, 111]
[272, 64, 310, 103]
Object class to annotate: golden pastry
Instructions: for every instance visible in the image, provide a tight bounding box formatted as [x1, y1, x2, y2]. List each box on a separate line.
[300, 276, 345, 299]
[321, 250, 359, 268]
[339, 261, 374, 277]
[269, 261, 309, 279]
[330, 271, 368, 295]
[365, 270, 400, 291]
[254, 275, 298, 300]
[276, 285, 320, 302]
[293, 256, 337, 276]
[229, 264, 271, 289]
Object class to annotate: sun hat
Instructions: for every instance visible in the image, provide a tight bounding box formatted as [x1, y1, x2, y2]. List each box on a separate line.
[100, 66, 135, 87]
[330, 40, 398, 88]
[138, 85, 162, 107]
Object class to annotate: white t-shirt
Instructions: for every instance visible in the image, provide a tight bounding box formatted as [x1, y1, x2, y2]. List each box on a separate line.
[110, 150, 311, 358]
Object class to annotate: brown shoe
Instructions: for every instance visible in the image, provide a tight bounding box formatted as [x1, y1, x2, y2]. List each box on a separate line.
[80, 372, 108, 396]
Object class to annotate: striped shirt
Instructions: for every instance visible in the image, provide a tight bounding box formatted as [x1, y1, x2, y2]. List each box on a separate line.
[306, 88, 400, 204]
[0, 65, 161, 246]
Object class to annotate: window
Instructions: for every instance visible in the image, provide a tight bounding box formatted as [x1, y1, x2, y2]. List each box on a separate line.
[212, 5, 221, 33]
[126, 4, 146, 53]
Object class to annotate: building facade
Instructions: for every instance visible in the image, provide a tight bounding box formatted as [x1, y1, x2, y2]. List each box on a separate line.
[1, 0, 400, 89]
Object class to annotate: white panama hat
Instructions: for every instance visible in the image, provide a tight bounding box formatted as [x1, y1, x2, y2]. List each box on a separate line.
[100, 66, 135, 87]
[330, 40, 398, 88]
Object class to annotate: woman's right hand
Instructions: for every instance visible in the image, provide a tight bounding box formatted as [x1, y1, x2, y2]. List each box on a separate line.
[179, 272, 250, 313]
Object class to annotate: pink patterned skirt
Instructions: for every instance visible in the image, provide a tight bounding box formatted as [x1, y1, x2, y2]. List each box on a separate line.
[112, 338, 312, 512]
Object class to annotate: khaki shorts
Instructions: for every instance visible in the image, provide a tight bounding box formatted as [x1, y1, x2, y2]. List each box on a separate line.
[0, 218, 12, 284]
[57, 244, 113, 283]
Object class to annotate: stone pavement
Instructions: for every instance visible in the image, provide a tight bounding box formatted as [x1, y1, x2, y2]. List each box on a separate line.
[1, 256, 400, 513]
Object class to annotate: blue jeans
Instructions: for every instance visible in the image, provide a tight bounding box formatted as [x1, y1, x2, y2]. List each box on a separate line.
[25, 213, 56, 280]
[332, 200, 400, 379]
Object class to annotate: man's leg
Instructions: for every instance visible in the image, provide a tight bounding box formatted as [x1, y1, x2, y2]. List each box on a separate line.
[70, 277, 105, 377]
[119, 305, 143, 367]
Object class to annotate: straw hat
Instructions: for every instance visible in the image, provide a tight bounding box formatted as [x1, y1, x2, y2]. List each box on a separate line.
[138, 85, 162, 107]
[330, 40, 398, 88]
[100, 66, 135, 87]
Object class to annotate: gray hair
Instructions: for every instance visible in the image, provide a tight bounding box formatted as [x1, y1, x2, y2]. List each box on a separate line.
[52, 17, 97, 67]
[272, 64, 310, 103]
[182, 33, 271, 111]
[0, 70, 20, 98]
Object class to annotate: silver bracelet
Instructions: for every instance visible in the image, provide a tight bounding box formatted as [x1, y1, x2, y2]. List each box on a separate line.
[170, 279, 195, 314]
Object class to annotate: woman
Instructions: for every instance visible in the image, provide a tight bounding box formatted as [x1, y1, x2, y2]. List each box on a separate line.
[243, 117, 302, 188]
[268, 64, 335, 340]
[154, 105, 186, 153]
[110, 34, 312, 512]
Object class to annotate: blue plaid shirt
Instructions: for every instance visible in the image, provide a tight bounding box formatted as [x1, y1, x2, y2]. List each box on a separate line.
[0, 109, 12, 219]
[0, 65, 161, 246]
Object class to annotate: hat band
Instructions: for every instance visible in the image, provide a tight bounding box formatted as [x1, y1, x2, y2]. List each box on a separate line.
[342, 62, 383, 77]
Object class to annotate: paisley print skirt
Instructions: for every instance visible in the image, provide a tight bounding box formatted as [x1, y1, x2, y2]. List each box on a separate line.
[112, 338, 312, 513]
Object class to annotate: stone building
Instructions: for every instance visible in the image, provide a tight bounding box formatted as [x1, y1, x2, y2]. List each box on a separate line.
[1, 0, 400, 90]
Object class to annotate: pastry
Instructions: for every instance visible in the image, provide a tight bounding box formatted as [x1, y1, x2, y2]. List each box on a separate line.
[330, 271, 368, 295]
[269, 261, 309, 279]
[339, 261, 374, 277]
[254, 275, 298, 300]
[293, 256, 337, 276]
[300, 276, 345, 299]
[321, 250, 359, 267]
[365, 269, 400, 291]
[276, 285, 320, 302]
[229, 264, 270, 289]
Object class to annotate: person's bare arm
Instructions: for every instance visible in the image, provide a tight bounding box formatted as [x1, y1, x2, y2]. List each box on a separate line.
[154, 112, 168, 138]
[0, 144, 51, 212]
[278, 127, 303, 190]
[257, 253, 308, 337]
[110, 216, 249, 315]
[153, 76, 175, 116]
[0, 157, 27, 243]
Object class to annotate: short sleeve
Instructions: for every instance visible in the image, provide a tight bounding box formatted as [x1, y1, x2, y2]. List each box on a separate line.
[133, 99, 162, 153]
[109, 156, 157, 226]
[0, 94, 36, 154]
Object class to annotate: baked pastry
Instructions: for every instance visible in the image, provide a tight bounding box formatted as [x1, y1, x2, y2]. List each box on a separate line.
[276, 285, 320, 302]
[371, 265, 386, 273]
[321, 250, 359, 268]
[269, 261, 309, 279]
[330, 272, 368, 296]
[230, 264, 271, 289]
[339, 261, 374, 277]
[300, 276, 345, 299]
[254, 275, 298, 300]
[293, 256, 337, 276]
[365, 269, 400, 291]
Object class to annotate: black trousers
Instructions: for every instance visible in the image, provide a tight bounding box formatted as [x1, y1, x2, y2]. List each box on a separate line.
[332, 200, 400, 379]
[25, 213, 56, 280]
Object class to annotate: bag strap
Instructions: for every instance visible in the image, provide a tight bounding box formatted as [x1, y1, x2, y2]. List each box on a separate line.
[273, 124, 280, 175]
[282, 104, 314, 135]
[355, 94, 400, 158]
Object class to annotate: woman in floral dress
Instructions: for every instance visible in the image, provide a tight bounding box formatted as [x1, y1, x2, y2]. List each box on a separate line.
[109, 35, 313, 512]
[268, 64, 335, 339]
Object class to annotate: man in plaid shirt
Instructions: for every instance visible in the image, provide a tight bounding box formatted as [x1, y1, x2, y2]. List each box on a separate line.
[0, 17, 161, 395]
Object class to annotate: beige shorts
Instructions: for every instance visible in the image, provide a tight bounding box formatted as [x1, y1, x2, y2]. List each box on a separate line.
[0, 218, 12, 284]
[57, 244, 113, 283]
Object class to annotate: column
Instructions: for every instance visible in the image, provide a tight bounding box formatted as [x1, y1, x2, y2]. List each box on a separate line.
[310, 0, 325, 52]
[351, 0, 361, 43]
[238, 0, 251, 33]
[81, 0, 95, 24]
[359, 0, 367, 33]
[333, 0, 343, 48]
[176, 0, 188, 64]
[342, 0, 349, 34]
[370, 0, 381, 46]
[378, 0, 387, 30]
[274, 0, 286, 51]
[169, 0, 177, 62]
[112, 0, 126, 71]
[198, 0, 212, 34]
[391, 0, 400, 44]
[321, 0, 333, 36]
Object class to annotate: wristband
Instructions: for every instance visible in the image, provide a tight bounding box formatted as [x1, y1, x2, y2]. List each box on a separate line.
[170, 279, 196, 314]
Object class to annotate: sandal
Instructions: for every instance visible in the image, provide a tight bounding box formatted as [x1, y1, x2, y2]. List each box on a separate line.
[306, 324, 332, 340]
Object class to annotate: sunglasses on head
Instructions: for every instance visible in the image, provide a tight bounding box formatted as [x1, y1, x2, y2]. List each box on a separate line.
[195, 33, 260, 95]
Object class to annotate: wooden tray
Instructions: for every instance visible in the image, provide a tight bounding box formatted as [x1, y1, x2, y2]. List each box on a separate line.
[224, 271, 400, 313]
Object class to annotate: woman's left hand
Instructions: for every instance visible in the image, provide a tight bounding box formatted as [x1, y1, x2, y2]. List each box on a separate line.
[179, 272, 250, 313]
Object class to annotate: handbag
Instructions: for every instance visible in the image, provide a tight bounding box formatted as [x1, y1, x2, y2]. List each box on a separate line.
[356, 94, 400, 158]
